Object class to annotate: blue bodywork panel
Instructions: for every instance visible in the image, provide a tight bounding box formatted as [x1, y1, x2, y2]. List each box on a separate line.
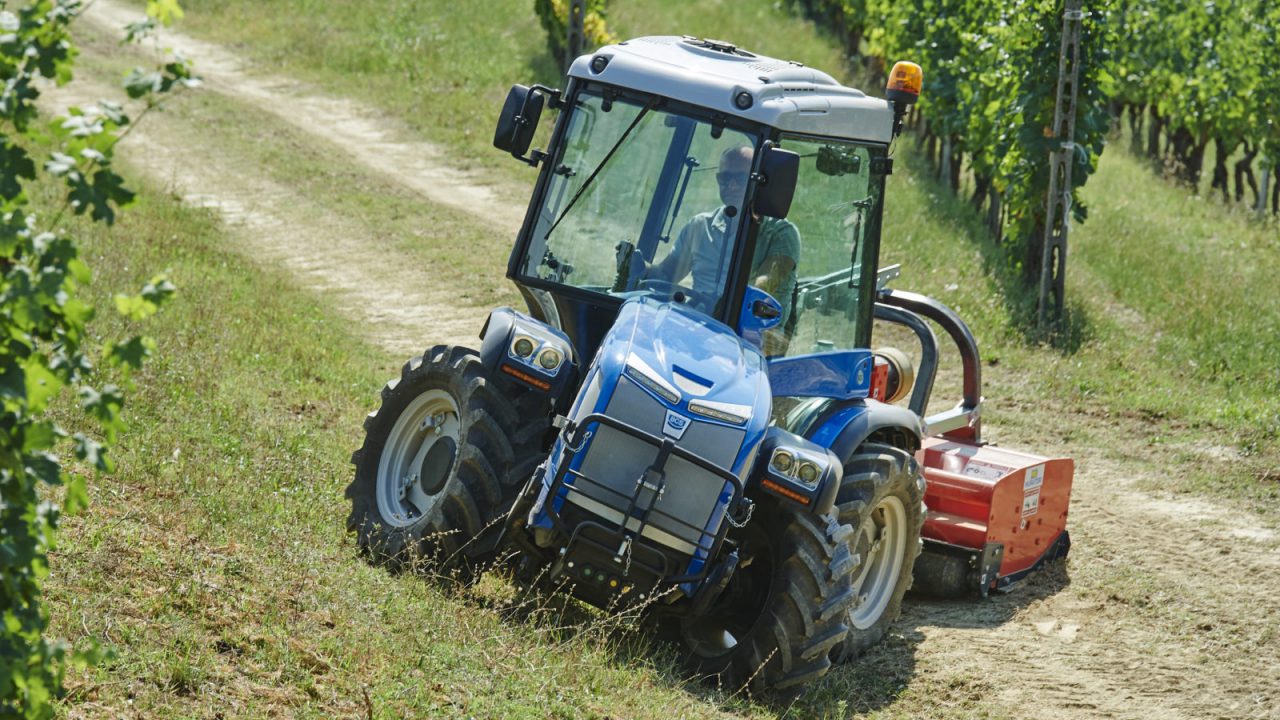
[768, 349, 874, 399]
[807, 401, 873, 449]
[736, 285, 783, 350]
[804, 396, 924, 458]
[563, 296, 772, 474]
[529, 297, 771, 594]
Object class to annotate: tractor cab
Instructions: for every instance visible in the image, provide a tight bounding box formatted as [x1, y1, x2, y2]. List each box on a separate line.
[496, 37, 899, 375]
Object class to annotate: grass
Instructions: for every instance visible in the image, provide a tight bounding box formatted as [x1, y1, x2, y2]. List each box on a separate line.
[47, 174, 764, 718]
[46, 0, 1280, 717]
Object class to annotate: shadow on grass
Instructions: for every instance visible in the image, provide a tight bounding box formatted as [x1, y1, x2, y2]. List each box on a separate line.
[782, 558, 1071, 718]
[896, 149, 1095, 355]
[410, 537, 1070, 718]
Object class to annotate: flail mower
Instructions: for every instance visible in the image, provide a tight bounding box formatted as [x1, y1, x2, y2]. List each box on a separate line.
[346, 36, 1074, 693]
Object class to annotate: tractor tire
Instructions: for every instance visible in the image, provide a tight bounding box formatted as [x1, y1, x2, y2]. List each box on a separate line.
[346, 345, 549, 572]
[678, 500, 857, 694]
[830, 442, 926, 663]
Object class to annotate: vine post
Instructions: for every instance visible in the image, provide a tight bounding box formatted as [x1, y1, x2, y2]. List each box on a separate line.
[565, 0, 585, 73]
[1037, 0, 1084, 326]
[1258, 164, 1271, 216]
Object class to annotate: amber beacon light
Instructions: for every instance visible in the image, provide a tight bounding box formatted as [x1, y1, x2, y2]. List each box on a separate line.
[886, 61, 923, 105]
[886, 61, 922, 137]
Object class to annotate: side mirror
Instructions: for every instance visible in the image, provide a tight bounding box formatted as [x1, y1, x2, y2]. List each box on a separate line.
[493, 84, 545, 161]
[737, 285, 784, 351]
[754, 142, 799, 219]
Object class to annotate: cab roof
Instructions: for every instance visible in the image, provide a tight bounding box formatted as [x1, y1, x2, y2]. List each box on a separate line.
[568, 36, 894, 144]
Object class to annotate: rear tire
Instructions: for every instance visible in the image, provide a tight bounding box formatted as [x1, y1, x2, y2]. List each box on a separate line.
[346, 345, 549, 572]
[679, 501, 857, 694]
[830, 442, 925, 663]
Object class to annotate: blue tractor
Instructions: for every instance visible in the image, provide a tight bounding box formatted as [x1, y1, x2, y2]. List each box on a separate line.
[347, 37, 1074, 693]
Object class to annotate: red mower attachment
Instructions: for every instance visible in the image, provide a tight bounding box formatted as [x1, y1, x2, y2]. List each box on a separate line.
[875, 288, 1075, 598]
[914, 438, 1073, 597]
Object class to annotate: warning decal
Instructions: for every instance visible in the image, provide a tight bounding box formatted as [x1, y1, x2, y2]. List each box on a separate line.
[962, 459, 1009, 481]
[1022, 491, 1040, 517]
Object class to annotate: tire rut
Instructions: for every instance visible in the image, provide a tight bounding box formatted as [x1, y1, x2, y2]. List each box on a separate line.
[44, 79, 485, 357]
[80, 0, 527, 236]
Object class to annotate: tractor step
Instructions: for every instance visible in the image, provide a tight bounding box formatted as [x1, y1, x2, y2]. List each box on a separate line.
[912, 437, 1073, 597]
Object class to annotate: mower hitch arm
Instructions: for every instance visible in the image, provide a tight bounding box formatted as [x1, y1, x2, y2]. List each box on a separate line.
[878, 289, 982, 442]
[873, 303, 938, 418]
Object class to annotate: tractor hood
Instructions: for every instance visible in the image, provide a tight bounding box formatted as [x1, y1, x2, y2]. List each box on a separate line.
[568, 296, 772, 475]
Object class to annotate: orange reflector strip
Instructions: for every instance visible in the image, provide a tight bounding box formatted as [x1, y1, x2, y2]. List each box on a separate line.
[501, 363, 551, 390]
[761, 478, 811, 505]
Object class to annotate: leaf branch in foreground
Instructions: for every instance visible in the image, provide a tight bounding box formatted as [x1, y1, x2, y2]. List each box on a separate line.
[0, 1, 189, 717]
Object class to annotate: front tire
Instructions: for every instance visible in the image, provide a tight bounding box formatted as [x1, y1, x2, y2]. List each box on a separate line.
[679, 501, 857, 694]
[346, 345, 549, 571]
[830, 442, 925, 663]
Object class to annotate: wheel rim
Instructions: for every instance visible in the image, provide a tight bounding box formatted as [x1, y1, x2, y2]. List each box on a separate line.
[375, 389, 461, 528]
[849, 494, 908, 630]
[685, 522, 774, 658]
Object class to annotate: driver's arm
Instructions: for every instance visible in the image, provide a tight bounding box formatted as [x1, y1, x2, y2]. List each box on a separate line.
[752, 255, 796, 296]
[646, 225, 694, 283]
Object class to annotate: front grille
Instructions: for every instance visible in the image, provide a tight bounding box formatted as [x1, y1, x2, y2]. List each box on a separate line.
[570, 423, 729, 554]
[558, 377, 746, 558]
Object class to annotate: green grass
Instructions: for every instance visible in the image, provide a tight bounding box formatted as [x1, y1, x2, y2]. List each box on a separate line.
[170, 0, 561, 179]
[47, 175, 765, 718]
[874, 140, 1279, 507]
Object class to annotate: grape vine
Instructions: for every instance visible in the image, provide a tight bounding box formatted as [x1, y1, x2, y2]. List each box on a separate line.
[798, 0, 1113, 281]
[0, 2, 190, 717]
[534, 0, 618, 69]
[1112, 0, 1280, 212]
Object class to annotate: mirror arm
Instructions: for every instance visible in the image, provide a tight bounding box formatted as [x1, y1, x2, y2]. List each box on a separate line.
[530, 84, 564, 109]
[519, 149, 548, 168]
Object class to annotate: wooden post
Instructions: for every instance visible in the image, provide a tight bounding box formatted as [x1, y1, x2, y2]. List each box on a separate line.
[1259, 164, 1271, 216]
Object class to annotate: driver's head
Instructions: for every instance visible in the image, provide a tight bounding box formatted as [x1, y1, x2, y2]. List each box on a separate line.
[716, 145, 753, 207]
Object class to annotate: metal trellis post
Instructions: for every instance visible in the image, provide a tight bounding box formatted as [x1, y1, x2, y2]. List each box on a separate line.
[1038, 0, 1084, 326]
[566, 0, 586, 74]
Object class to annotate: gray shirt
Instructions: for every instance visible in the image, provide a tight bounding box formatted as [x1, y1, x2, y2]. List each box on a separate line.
[655, 208, 800, 325]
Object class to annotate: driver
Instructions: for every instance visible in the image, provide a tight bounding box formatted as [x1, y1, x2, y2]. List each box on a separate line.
[645, 145, 800, 354]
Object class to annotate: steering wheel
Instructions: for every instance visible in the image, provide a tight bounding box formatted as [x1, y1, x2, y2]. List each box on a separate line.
[637, 278, 709, 309]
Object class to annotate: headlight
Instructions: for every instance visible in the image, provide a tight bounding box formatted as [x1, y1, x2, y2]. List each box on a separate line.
[623, 353, 680, 404]
[511, 335, 536, 358]
[537, 347, 563, 371]
[768, 446, 828, 487]
[689, 400, 750, 425]
[797, 461, 820, 485]
[770, 449, 795, 474]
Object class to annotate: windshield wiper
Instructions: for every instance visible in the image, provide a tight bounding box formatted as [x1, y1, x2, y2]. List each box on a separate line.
[660, 155, 700, 243]
[544, 97, 657, 239]
[844, 197, 872, 288]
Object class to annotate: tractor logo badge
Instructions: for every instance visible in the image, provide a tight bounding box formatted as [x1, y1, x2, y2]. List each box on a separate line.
[663, 410, 691, 439]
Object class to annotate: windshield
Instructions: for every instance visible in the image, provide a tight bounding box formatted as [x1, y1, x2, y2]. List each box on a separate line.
[751, 136, 885, 358]
[518, 87, 759, 316]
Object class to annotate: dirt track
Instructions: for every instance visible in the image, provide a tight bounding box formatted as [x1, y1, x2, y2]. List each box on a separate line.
[74, 2, 1280, 718]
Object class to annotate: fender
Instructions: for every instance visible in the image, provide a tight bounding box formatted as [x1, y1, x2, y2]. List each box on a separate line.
[479, 307, 579, 405]
[804, 398, 924, 461]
